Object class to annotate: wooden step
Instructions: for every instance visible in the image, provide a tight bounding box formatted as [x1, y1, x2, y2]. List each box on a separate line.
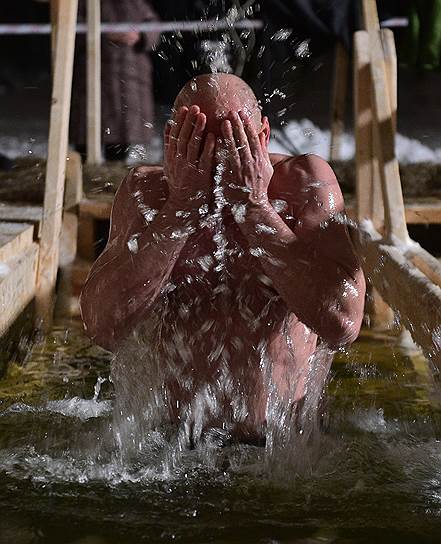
[0, 204, 43, 238]
[0, 222, 34, 263]
[0, 151, 83, 210]
[345, 197, 441, 224]
[0, 243, 39, 337]
[80, 194, 441, 225]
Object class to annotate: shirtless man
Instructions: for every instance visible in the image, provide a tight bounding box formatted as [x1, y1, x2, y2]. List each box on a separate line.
[80, 74, 365, 440]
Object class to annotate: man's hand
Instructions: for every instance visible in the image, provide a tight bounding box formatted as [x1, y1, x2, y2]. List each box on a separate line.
[106, 31, 140, 47]
[164, 105, 216, 212]
[218, 110, 273, 207]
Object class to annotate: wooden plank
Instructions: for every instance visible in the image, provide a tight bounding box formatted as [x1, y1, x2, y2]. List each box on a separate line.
[330, 42, 349, 161]
[404, 201, 441, 224]
[87, 0, 102, 165]
[59, 211, 78, 267]
[352, 224, 441, 367]
[0, 204, 43, 237]
[354, 31, 374, 222]
[64, 150, 83, 209]
[77, 215, 96, 261]
[0, 244, 39, 337]
[368, 26, 408, 242]
[79, 196, 113, 219]
[365, 28, 396, 233]
[50, 0, 60, 68]
[381, 28, 397, 133]
[0, 156, 81, 209]
[347, 199, 441, 224]
[0, 223, 34, 263]
[35, 0, 78, 329]
[361, 0, 380, 32]
[406, 245, 441, 290]
[79, 196, 441, 226]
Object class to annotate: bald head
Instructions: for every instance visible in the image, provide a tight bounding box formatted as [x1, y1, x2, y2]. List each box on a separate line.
[173, 73, 262, 137]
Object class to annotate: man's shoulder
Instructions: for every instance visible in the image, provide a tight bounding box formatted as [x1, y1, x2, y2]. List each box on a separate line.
[270, 153, 333, 176]
[270, 153, 337, 191]
[118, 164, 167, 199]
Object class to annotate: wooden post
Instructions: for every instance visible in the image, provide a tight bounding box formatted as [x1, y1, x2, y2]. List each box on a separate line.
[358, 0, 383, 230]
[329, 42, 349, 161]
[361, 0, 380, 32]
[50, 0, 60, 69]
[87, 0, 103, 165]
[381, 28, 397, 134]
[35, 0, 79, 330]
[354, 31, 374, 222]
[361, 0, 407, 243]
[370, 34, 407, 242]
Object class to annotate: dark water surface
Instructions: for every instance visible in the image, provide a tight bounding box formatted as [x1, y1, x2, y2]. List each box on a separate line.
[1, 321, 441, 544]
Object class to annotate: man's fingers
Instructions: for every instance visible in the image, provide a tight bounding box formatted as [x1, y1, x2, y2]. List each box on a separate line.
[177, 105, 199, 157]
[221, 119, 240, 167]
[229, 111, 252, 166]
[187, 112, 206, 164]
[239, 110, 261, 158]
[199, 132, 216, 172]
[168, 106, 188, 159]
[164, 121, 172, 149]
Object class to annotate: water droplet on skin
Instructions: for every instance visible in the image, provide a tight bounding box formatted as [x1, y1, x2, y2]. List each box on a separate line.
[255, 223, 277, 235]
[127, 235, 139, 254]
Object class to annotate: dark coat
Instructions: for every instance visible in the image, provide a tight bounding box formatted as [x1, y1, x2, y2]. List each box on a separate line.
[70, 0, 160, 146]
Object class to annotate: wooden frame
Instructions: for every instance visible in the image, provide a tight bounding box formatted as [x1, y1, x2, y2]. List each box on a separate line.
[87, 0, 102, 165]
[35, 0, 78, 329]
[353, 0, 441, 366]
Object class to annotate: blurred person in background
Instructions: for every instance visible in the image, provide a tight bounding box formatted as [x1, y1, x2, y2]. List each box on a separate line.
[70, 0, 160, 162]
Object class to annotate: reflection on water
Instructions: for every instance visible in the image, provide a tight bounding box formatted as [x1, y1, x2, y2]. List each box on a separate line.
[1, 321, 441, 543]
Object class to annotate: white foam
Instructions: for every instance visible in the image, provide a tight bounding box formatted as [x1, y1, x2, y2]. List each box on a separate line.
[349, 408, 400, 434]
[4, 398, 112, 420]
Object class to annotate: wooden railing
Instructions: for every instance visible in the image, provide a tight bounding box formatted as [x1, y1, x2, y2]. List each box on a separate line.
[352, 0, 441, 367]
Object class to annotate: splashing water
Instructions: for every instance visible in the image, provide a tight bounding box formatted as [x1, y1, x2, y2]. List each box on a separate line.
[2, 322, 441, 542]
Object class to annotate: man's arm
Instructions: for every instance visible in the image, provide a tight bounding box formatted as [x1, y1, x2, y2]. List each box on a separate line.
[221, 112, 365, 348]
[240, 156, 365, 347]
[79, 170, 200, 351]
[80, 105, 215, 351]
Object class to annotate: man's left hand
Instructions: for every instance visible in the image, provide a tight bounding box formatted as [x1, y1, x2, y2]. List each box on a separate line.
[218, 111, 273, 207]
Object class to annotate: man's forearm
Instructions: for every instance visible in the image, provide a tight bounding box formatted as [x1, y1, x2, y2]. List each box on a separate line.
[80, 200, 200, 350]
[237, 201, 364, 346]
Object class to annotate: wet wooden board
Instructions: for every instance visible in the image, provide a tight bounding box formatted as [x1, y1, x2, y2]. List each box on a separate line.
[0, 223, 34, 263]
[0, 243, 39, 337]
[353, 224, 441, 368]
[0, 152, 83, 209]
[79, 195, 113, 219]
[64, 150, 83, 209]
[0, 204, 43, 237]
[345, 198, 441, 224]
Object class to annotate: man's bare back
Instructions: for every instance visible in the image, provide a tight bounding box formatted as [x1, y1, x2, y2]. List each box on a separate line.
[80, 74, 365, 438]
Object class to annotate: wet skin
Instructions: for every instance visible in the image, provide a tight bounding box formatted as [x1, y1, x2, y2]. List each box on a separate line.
[80, 102, 366, 433]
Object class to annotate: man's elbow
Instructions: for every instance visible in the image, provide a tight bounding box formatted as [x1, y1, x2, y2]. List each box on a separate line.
[321, 291, 365, 348]
[325, 271, 366, 348]
[79, 289, 118, 352]
[324, 311, 362, 349]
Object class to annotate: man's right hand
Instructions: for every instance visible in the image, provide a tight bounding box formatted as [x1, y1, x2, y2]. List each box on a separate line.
[164, 105, 216, 212]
